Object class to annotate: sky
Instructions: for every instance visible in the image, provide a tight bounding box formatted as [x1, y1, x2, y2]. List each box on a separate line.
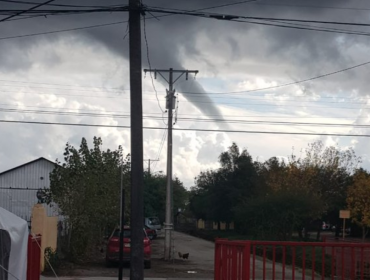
[1, 0, 370, 188]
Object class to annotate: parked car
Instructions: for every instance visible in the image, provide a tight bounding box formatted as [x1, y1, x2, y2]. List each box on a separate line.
[144, 217, 161, 235]
[145, 225, 157, 240]
[322, 222, 331, 231]
[106, 226, 151, 268]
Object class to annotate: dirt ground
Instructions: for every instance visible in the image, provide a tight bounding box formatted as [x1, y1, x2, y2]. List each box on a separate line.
[51, 231, 214, 279]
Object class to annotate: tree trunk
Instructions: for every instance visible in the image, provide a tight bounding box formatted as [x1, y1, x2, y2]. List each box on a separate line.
[217, 221, 221, 231]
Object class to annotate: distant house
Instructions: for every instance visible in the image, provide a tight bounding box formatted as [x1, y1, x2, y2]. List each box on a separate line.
[0, 157, 57, 223]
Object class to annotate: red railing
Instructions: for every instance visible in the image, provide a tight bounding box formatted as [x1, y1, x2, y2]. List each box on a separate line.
[27, 235, 41, 280]
[215, 239, 370, 280]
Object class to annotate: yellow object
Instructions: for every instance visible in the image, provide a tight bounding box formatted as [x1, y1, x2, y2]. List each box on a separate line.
[197, 219, 205, 229]
[31, 204, 58, 271]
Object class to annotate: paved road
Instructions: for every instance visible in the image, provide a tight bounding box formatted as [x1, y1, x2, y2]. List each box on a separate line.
[153, 231, 214, 273]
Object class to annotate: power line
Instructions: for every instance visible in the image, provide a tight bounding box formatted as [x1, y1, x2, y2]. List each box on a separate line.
[1, 90, 370, 110]
[228, 18, 370, 37]
[181, 60, 370, 95]
[0, 83, 124, 93]
[0, 79, 124, 89]
[0, 0, 254, 40]
[143, 14, 165, 114]
[2, 2, 370, 41]
[249, 2, 370, 12]
[0, 0, 55, 22]
[146, 7, 370, 27]
[1, 78, 370, 102]
[0, 20, 127, 40]
[2, 106, 370, 128]
[151, 129, 167, 172]
[1, 118, 369, 137]
[140, 7, 370, 37]
[0, 0, 122, 9]
[0, 102, 367, 119]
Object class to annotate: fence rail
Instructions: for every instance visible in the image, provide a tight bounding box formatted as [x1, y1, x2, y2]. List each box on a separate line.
[215, 239, 370, 280]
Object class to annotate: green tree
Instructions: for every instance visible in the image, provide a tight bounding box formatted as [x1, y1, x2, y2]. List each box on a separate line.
[297, 141, 359, 239]
[235, 189, 323, 240]
[347, 168, 370, 241]
[190, 143, 259, 229]
[143, 172, 188, 223]
[48, 137, 130, 262]
[242, 156, 325, 240]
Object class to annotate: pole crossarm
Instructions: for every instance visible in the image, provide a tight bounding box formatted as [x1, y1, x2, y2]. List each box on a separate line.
[144, 69, 198, 85]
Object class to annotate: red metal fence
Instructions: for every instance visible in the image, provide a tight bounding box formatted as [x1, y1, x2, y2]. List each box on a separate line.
[215, 239, 370, 280]
[27, 235, 41, 280]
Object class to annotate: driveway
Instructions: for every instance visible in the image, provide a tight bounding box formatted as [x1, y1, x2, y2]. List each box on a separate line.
[41, 231, 214, 279]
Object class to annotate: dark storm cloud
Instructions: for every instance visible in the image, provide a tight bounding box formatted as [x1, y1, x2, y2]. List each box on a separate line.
[2, 0, 370, 105]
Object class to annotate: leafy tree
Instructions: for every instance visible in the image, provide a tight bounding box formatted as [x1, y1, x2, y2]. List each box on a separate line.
[297, 141, 359, 239]
[189, 140, 359, 241]
[190, 143, 259, 229]
[347, 168, 370, 241]
[143, 172, 188, 223]
[188, 186, 209, 221]
[48, 137, 130, 261]
[235, 189, 323, 240]
[246, 156, 325, 239]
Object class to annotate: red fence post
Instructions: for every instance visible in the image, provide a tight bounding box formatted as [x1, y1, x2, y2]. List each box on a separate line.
[215, 240, 222, 280]
[215, 239, 370, 280]
[243, 241, 251, 280]
[27, 235, 41, 280]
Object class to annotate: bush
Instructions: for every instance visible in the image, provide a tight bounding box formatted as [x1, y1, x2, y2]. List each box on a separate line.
[44, 247, 60, 272]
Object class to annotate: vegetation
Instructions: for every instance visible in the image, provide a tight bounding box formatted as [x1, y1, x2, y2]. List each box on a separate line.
[189, 141, 362, 241]
[144, 172, 188, 223]
[44, 247, 60, 273]
[347, 168, 370, 241]
[46, 136, 189, 263]
[46, 137, 130, 262]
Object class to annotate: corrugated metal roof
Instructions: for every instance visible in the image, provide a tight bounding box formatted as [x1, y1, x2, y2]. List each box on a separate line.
[0, 157, 55, 176]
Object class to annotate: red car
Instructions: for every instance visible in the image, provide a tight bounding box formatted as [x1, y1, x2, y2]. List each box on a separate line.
[106, 226, 152, 268]
[145, 226, 157, 240]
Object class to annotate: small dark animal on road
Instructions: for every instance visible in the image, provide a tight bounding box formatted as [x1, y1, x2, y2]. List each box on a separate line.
[178, 252, 189, 259]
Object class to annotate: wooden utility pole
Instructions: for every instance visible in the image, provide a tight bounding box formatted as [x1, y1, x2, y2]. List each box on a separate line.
[129, 0, 144, 279]
[143, 68, 198, 260]
[144, 159, 159, 175]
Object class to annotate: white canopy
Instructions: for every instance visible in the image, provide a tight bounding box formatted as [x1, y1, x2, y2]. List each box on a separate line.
[0, 207, 28, 280]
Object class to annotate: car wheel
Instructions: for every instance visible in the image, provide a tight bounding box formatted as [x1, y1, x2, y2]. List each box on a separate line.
[144, 260, 151, 269]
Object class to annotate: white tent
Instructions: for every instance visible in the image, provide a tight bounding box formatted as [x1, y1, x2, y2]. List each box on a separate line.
[0, 207, 28, 280]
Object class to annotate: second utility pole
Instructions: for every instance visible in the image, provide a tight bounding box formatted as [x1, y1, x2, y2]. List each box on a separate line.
[143, 68, 198, 260]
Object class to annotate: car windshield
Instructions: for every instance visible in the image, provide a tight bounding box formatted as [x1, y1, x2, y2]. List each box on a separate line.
[112, 229, 147, 238]
[113, 229, 131, 238]
[149, 218, 160, 225]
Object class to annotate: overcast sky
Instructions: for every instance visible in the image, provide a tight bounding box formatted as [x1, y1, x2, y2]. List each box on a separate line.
[1, 0, 370, 188]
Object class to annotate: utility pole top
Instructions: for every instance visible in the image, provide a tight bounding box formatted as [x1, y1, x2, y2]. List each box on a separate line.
[144, 69, 199, 74]
[144, 69, 198, 82]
